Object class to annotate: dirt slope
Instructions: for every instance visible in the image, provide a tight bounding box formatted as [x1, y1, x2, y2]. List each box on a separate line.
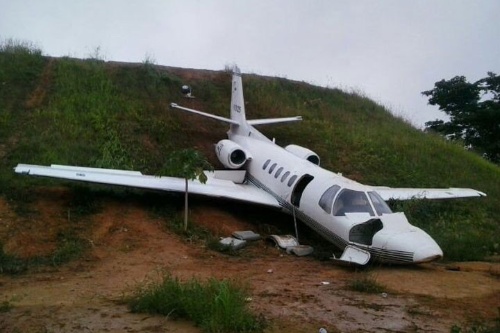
[1, 190, 499, 333]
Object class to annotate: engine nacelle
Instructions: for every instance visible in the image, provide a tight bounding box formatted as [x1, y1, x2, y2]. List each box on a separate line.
[285, 144, 320, 165]
[215, 140, 251, 169]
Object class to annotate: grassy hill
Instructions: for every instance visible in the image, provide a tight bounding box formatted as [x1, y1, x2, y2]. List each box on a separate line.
[1, 40, 499, 262]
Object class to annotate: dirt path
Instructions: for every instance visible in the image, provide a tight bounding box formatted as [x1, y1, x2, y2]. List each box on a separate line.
[1, 193, 499, 332]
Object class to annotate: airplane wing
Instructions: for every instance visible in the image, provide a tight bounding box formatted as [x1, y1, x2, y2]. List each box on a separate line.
[371, 186, 486, 201]
[14, 164, 281, 208]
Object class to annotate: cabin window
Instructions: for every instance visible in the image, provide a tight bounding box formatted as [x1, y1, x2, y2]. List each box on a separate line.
[275, 167, 283, 178]
[318, 185, 341, 214]
[269, 163, 277, 174]
[281, 171, 290, 182]
[332, 189, 375, 216]
[368, 192, 393, 215]
[263, 159, 271, 170]
[287, 175, 298, 187]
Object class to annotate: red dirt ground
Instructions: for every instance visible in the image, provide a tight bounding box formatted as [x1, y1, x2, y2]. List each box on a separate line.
[1, 188, 499, 333]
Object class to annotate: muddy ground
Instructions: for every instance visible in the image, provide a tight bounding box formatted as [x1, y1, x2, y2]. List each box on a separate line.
[1, 188, 499, 333]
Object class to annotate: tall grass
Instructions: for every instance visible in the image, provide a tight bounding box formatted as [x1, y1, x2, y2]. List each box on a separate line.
[128, 273, 265, 332]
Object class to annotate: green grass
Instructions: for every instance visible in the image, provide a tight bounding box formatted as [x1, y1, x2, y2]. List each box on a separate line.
[0, 235, 87, 274]
[451, 315, 500, 333]
[128, 273, 265, 333]
[0, 39, 499, 263]
[50, 232, 87, 266]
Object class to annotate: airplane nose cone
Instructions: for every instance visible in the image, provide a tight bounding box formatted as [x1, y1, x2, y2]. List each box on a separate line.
[375, 213, 444, 264]
[376, 226, 443, 264]
[413, 244, 443, 263]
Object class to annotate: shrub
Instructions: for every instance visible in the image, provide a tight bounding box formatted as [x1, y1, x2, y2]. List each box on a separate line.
[128, 273, 265, 332]
[0, 244, 27, 274]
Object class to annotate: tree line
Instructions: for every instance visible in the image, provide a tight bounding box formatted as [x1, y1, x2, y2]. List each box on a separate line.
[422, 72, 499, 164]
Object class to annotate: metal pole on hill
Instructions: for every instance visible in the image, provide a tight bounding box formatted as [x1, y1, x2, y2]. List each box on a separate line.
[184, 178, 188, 231]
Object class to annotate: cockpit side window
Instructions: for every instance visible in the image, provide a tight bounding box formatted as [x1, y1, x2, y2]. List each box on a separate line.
[332, 189, 375, 216]
[368, 191, 393, 215]
[318, 185, 341, 214]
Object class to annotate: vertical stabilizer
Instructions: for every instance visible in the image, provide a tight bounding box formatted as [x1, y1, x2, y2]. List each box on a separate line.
[230, 66, 247, 127]
[170, 65, 301, 142]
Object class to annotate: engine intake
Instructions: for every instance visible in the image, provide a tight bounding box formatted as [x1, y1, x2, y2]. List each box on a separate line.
[285, 144, 320, 165]
[216, 140, 251, 169]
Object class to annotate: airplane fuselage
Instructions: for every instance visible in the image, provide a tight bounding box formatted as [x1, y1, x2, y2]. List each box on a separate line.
[231, 131, 443, 264]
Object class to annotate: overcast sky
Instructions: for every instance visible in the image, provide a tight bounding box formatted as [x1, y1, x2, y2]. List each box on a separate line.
[1, 0, 499, 127]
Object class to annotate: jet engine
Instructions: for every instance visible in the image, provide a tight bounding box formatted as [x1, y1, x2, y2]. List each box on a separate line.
[285, 144, 320, 165]
[215, 140, 251, 169]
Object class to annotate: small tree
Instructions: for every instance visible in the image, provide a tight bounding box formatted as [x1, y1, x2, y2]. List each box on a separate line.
[158, 149, 213, 230]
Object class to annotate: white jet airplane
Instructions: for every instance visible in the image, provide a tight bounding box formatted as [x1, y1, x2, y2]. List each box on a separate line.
[15, 66, 486, 265]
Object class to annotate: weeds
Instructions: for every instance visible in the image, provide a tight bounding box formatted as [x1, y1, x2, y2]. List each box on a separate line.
[0, 245, 28, 274]
[51, 233, 86, 265]
[128, 273, 265, 332]
[67, 186, 103, 218]
[451, 314, 500, 333]
[0, 300, 13, 313]
[0, 38, 42, 55]
[346, 272, 386, 293]
[0, 234, 87, 275]
[166, 215, 215, 244]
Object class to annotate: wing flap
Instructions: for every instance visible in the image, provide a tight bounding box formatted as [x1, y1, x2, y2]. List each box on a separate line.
[14, 164, 281, 208]
[372, 186, 486, 201]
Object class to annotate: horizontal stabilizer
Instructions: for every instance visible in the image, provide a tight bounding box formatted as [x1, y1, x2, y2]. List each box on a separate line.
[170, 103, 238, 125]
[372, 186, 486, 201]
[248, 116, 302, 126]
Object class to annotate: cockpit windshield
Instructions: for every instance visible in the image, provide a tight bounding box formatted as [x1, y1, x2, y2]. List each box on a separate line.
[318, 186, 393, 217]
[318, 185, 341, 214]
[368, 191, 393, 215]
[332, 189, 375, 216]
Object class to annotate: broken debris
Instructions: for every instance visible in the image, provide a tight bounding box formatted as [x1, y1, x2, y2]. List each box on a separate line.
[232, 230, 261, 241]
[287, 245, 314, 257]
[268, 235, 299, 249]
[219, 237, 247, 250]
[268, 235, 314, 257]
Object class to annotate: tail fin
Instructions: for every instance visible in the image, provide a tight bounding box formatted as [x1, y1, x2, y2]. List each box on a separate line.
[229, 66, 302, 132]
[230, 66, 247, 125]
